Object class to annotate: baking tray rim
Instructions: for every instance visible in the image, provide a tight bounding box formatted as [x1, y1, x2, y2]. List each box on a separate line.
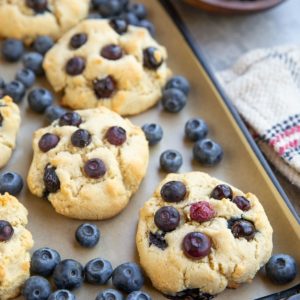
[159, 0, 300, 226]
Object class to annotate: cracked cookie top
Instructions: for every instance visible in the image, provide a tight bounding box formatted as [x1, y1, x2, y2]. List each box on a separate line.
[43, 19, 171, 116]
[0, 0, 89, 43]
[0, 193, 33, 300]
[27, 107, 149, 220]
[0, 96, 21, 169]
[136, 172, 273, 297]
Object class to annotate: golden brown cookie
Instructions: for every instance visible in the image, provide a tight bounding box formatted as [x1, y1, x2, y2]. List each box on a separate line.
[43, 19, 171, 116]
[136, 172, 273, 297]
[27, 107, 149, 220]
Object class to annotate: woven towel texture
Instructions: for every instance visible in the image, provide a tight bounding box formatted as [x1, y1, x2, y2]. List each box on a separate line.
[219, 46, 300, 187]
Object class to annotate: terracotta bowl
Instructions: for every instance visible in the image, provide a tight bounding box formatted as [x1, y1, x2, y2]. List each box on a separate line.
[184, 0, 286, 14]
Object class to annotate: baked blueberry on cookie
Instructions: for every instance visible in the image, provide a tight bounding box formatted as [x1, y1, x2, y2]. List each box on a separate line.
[0, 193, 33, 299]
[43, 19, 171, 116]
[27, 107, 149, 220]
[136, 172, 273, 297]
[0, 96, 21, 169]
[0, 0, 89, 43]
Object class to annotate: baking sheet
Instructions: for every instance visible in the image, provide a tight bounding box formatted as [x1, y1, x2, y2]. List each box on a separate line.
[0, 0, 297, 299]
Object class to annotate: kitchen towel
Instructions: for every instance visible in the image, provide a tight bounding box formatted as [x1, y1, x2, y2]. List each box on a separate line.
[218, 45, 300, 188]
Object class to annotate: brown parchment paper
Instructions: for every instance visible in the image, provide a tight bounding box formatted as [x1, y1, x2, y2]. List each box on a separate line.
[1, 0, 297, 299]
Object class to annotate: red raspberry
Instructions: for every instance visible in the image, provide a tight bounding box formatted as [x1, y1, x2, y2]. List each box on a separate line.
[190, 201, 215, 223]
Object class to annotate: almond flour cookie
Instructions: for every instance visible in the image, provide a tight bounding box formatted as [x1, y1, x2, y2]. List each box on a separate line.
[0, 96, 21, 169]
[27, 107, 149, 220]
[43, 19, 171, 116]
[0, 0, 90, 43]
[136, 172, 273, 298]
[0, 193, 34, 300]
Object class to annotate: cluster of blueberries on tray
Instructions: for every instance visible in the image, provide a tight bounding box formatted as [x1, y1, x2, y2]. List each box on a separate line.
[22, 223, 150, 300]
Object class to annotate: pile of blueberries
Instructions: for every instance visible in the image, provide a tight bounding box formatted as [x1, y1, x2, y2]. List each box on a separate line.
[142, 75, 223, 173]
[23, 222, 151, 300]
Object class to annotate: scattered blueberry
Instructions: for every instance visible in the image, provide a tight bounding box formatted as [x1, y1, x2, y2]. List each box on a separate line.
[127, 291, 152, 300]
[112, 262, 144, 293]
[23, 52, 44, 76]
[185, 118, 208, 141]
[53, 259, 84, 290]
[84, 258, 113, 285]
[0, 77, 5, 89]
[160, 150, 183, 173]
[127, 3, 147, 19]
[15, 68, 36, 88]
[139, 20, 155, 36]
[96, 289, 124, 300]
[165, 76, 190, 96]
[193, 138, 223, 165]
[30, 247, 61, 277]
[48, 290, 76, 300]
[45, 105, 67, 123]
[161, 88, 187, 113]
[1, 39, 24, 62]
[142, 123, 163, 146]
[3, 80, 26, 103]
[120, 12, 139, 26]
[32, 36, 54, 55]
[22, 276, 51, 300]
[0, 172, 23, 195]
[28, 88, 53, 113]
[75, 223, 100, 248]
[97, 0, 123, 17]
[266, 254, 297, 285]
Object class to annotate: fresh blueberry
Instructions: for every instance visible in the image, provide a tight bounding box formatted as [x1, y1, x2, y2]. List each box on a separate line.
[45, 105, 67, 123]
[0, 172, 23, 195]
[0, 77, 5, 89]
[30, 247, 61, 277]
[15, 68, 36, 88]
[91, 0, 102, 9]
[162, 88, 187, 113]
[84, 258, 113, 285]
[160, 150, 183, 173]
[1, 39, 24, 62]
[138, 20, 155, 36]
[3, 80, 26, 103]
[23, 52, 44, 76]
[127, 3, 147, 19]
[142, 123, 163, 146]
[96, 289, 124, 300]
[165, 76, 190, 96]
[127, 291, 152, 300]
[120, 12, 139, 26]
[193, 138, 223, 166]
[265, 254, 297, 285]
[97, 0, 123, 17]
[32, 35, 54, 55]
[53, 259, 84, 290]
[185, 118, 208, 141]
[75, 223, 100, 248]
[28, 88, 53, 113]
[48, 290, 76, 300]
[112, 262, 144, 293]
[22, 276, 51, 300]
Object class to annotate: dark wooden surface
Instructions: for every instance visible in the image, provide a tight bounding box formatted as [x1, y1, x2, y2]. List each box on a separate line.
[171, 0, 300, 214]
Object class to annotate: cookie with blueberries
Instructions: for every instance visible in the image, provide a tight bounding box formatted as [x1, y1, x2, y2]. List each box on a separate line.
[0, 193, 34, 300]
[136, 172, 273, 297]
[0, 0, 90, 43]
[0, 96, 21, 169]
[43, 19, 171, 116]
[27, 107, 149, 220]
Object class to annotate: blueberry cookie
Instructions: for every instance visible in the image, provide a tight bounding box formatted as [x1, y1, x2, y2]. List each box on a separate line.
[0, 0, 89, 43]
[136, 172, 273, 297]
[0, 193, 34, 300]
[27, 108, 149, 220]
[43, 19, 171, 116]
[0, 96, 21, 169]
